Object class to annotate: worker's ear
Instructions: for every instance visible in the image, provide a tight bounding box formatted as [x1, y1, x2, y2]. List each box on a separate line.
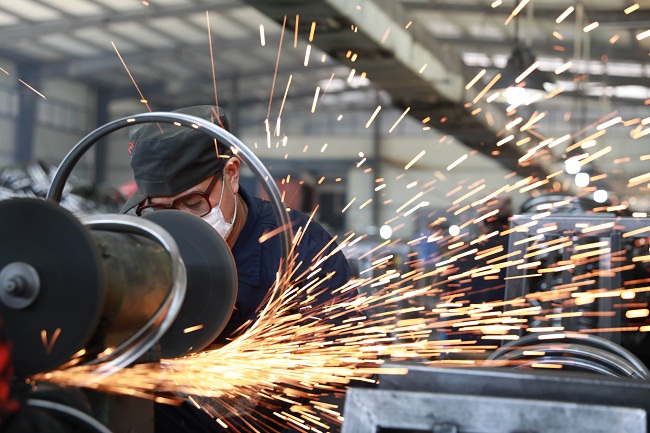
[224, 157, 240, 194]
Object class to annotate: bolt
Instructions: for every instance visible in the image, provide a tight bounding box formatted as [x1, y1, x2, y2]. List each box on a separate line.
[4, 277, 24, 296]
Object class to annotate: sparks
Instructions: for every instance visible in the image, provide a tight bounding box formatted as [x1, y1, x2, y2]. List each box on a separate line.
[556, 6, 574, 24]
[365, 106, 382, 128]
[18, 79, 47, 99]
[388, 107, 411, 133]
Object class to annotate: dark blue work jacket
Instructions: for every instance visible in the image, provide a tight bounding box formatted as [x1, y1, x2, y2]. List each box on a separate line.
[218, 186, 352, 342]
[156, 186, 352, 432]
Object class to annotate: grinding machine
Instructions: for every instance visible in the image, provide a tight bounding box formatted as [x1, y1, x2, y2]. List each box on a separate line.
[0, 112, 292, 432]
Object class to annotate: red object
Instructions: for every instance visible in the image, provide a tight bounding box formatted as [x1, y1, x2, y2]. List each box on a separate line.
[119, 180, 138, 198]
[0, 318, 19, 426]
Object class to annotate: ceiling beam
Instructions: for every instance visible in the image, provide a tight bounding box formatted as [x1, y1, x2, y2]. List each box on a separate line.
[434, 36, 649, 66]
[398, 2, 650, 26]
[4, 39, 264, 78]
[242, 0, 565, 182]
[0, 2, 244, 42]
[23, 46, 338, 85]
[464, 64, 650, 90]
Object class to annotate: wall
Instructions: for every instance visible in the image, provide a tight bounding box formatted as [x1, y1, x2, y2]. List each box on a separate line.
[0, 72, 524, 242]
[0, 59, 18, 168]
[0, 57, 96, 180]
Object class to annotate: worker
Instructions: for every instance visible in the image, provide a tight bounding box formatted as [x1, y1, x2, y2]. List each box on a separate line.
[122, 104, 352, 432]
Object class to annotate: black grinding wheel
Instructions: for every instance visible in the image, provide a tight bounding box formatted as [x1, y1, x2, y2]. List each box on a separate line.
[144, 210, 237, 358]
[0, 198, 105, 377]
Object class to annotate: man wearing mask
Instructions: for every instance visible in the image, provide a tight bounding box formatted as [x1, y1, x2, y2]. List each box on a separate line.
[121, 105, 352, 432]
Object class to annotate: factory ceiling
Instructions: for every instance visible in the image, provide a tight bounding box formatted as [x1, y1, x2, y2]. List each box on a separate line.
[0, 0, 648, 201]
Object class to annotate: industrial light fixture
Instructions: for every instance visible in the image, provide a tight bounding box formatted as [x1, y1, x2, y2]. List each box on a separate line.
[494, 45, 554, 105]
[493, 2, 554, 106]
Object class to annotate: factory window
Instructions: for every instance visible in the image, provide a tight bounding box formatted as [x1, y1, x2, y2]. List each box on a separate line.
[0, 85, 17, 118]
[36, 99, 89, 133]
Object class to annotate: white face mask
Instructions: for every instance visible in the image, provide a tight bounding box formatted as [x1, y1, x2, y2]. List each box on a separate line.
[202, 174, 237, 240]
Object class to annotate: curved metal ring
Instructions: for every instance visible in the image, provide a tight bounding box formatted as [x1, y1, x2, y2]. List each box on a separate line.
[511, 356, 622, 378]
[46, 112, 293, 347]
[486, 343, 645, 379]
[486, 332, 649, 379]
[81, 214, 186, 375]
[27, 398, 113, 433]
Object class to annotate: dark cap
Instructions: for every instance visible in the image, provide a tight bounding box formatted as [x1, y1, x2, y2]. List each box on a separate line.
[128, 105, 231, 197]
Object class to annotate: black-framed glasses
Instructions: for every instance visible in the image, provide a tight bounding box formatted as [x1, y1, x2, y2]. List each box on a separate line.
[136, 173, 221, 217]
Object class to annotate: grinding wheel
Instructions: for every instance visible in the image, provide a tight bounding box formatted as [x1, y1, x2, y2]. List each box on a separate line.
[0, 198, 105, 377]
[144, 210, 237, 358]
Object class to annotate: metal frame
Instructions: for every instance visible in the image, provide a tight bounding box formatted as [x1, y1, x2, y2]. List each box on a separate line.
[342, 387, 646, 433]
[378, 363, 650, 417]
[504, 214, 650, 343]
[341, 363, 650, 433]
